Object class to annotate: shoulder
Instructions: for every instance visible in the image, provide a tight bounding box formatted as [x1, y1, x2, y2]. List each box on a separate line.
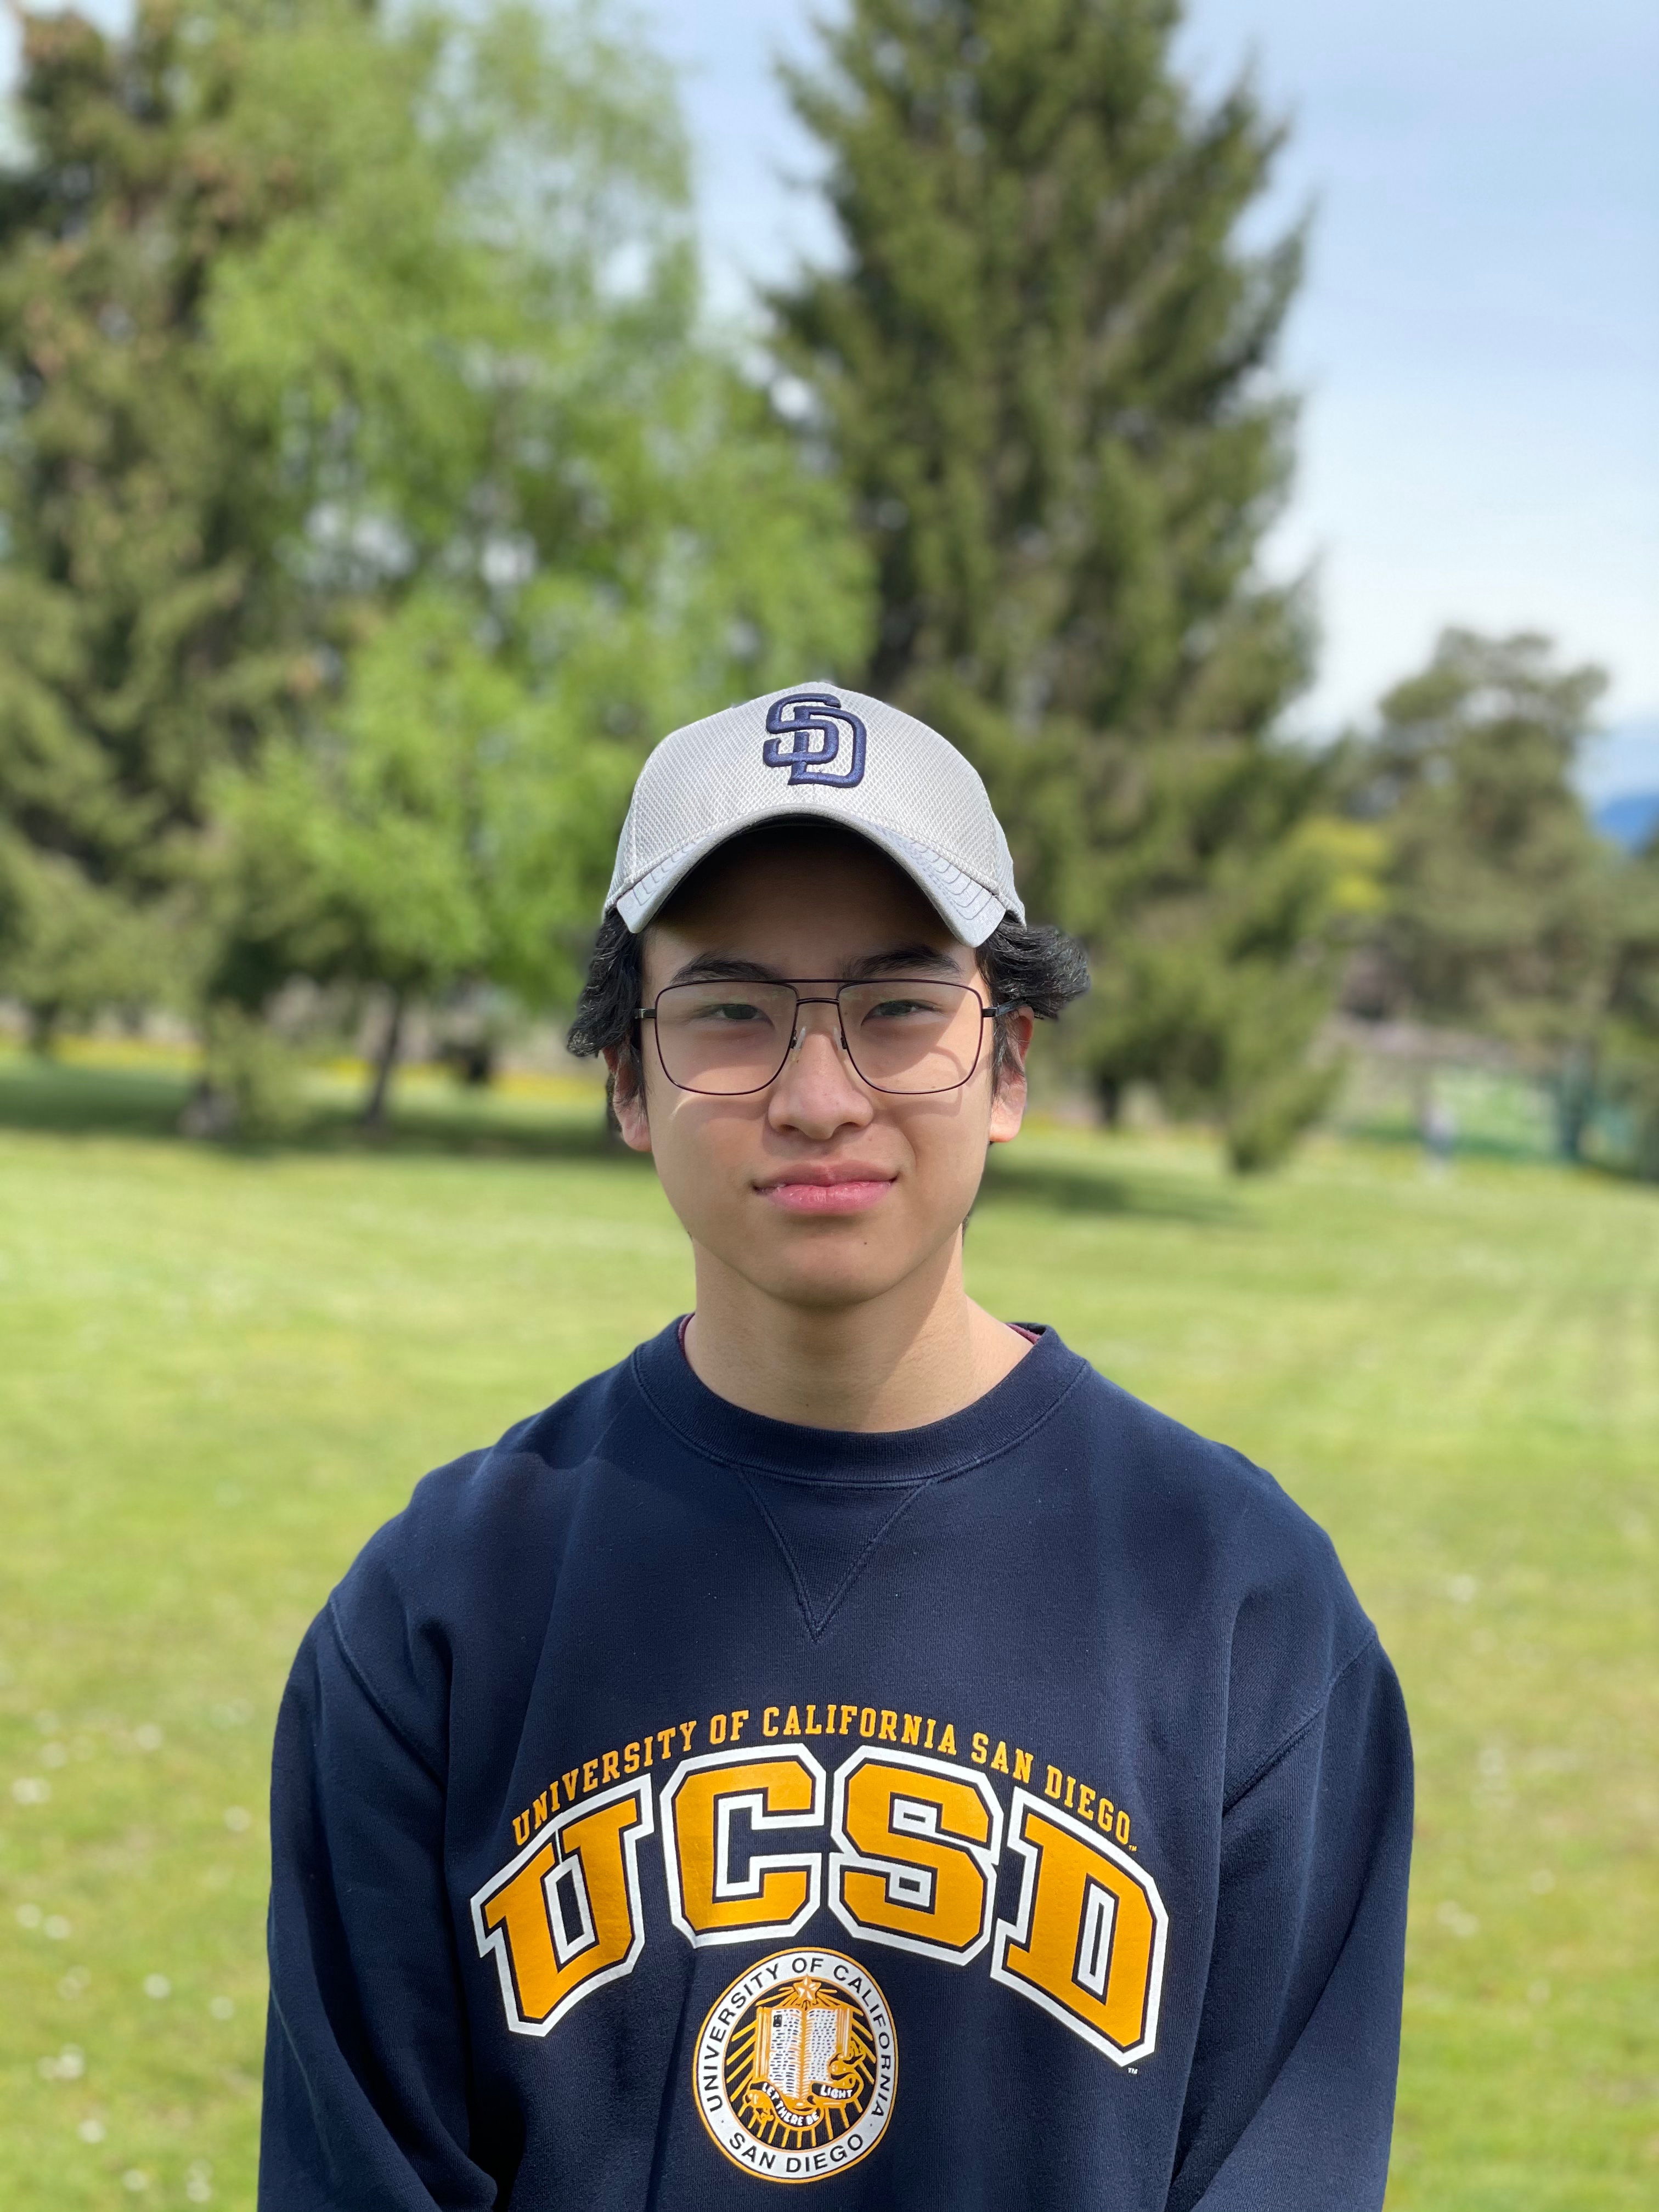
[319, 1344, 646, 1740]
[350, 1348, 639, 1593]
[1055, 1350, 1383, 1786]
[1063, 1356, 1356, 1600]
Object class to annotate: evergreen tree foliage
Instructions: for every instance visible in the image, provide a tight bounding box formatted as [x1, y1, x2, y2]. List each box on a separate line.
[775, 0, 1349, 1166]
[0, 3, 303, 1045]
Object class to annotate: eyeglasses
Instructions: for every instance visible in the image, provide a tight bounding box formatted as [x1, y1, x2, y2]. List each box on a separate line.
[637, 977, 1017, 1097]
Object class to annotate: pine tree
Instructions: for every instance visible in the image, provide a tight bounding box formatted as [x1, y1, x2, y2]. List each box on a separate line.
[0, 4, 305, 1046]
[774, 0, 1351, 1165]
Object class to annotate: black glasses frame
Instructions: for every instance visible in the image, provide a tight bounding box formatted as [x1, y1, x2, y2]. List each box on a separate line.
[636, 977, 1022, 1097]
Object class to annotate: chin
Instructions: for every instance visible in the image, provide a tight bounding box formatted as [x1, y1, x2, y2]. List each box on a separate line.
[737, 1242, 927, 1314]
[775, 1269, 913, 1312]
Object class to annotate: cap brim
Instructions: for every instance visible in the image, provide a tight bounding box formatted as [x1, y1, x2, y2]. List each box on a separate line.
[612, 814, 1015, 945]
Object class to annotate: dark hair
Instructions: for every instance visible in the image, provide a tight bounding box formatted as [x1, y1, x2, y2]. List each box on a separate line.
[567, 904, 1090, 1107]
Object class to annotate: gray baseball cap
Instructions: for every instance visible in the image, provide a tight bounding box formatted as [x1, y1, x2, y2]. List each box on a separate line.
[604, 684, 1024, 947]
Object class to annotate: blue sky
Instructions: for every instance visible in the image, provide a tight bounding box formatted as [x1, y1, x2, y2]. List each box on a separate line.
[650, 0, 1659, 791]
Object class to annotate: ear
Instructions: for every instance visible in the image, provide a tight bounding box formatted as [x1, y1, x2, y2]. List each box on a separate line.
[987, 1007, 1034, 1145]
[603, 1045, 653, 1153]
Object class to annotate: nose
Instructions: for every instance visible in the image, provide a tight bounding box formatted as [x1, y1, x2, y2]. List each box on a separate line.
[766, 1004, 873, 1139]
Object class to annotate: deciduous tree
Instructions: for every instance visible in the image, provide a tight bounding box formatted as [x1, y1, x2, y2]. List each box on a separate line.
[1340, 628, 1633, 1158]
[1343, 633, 1611, 1012]
[0, 0, 871, 1122]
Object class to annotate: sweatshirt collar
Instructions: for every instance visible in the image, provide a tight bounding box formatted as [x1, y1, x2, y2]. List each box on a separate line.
[630, 1317, 1086, 1488]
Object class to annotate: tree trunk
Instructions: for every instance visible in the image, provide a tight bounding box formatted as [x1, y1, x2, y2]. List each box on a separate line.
[1553, 1043, 1595, 1162]
[458, 1037, 494, 1087]
[362, 990, 405, 1128]
[26, 1000, 61, 1057]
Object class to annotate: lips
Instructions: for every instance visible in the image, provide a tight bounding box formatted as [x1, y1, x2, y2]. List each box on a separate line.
[757, 1166, 897, 1216]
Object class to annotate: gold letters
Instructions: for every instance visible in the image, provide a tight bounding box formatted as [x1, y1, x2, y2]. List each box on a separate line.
[831, 1748, 1004, 1962]
[661, 1746, 827, 1945]
[991, 1790, 1167, 2066]
[480, 1734, 1164, 2069]
[472, 1777, 654, 2037]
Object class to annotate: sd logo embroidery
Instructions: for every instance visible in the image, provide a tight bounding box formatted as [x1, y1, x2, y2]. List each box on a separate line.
[695, 1947, 897, 2183]
[760, 692, 867, 788]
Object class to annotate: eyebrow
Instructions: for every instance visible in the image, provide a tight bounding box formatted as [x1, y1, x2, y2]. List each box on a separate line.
[663, 943, 966, 988]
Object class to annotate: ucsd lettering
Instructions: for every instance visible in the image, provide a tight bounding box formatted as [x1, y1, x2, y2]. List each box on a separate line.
[473, 1729, 1167, 2072]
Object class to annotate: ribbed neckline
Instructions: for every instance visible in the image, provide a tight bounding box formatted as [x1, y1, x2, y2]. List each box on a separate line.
[630, 1317, 1087, 1488]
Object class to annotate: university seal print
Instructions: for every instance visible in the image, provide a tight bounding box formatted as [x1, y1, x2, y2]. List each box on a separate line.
[695, 1946, 898, 2183]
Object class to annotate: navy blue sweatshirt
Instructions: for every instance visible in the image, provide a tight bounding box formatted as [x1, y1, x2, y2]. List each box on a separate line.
[261, 1322, 1411, 2211]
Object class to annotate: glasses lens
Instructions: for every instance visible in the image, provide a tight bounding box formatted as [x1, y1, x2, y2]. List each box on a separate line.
[652, 981, 797, 1094]
[840, 980, 984, 1093]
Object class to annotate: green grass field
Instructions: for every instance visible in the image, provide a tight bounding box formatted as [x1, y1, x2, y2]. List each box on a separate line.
[1, 1047, 1655, 2209]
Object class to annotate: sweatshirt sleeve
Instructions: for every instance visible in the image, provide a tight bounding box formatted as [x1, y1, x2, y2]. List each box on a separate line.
[1166, 1633, 1414, 2212]
[258, 1606, 500, 2212]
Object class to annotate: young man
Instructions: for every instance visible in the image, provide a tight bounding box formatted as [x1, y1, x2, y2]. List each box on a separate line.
[261, 686, 1412, 2211]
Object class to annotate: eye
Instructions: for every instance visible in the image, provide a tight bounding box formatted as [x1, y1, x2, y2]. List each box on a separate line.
[691, 997, 773, 1025]
[863, 996, 945, 1022]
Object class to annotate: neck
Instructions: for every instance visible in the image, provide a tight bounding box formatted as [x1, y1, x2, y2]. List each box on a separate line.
[682, 1232, 1029, 1431]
